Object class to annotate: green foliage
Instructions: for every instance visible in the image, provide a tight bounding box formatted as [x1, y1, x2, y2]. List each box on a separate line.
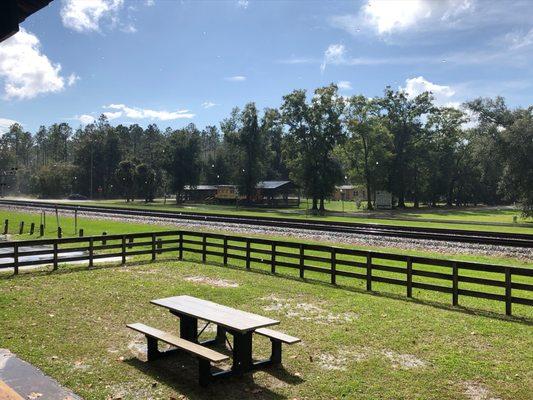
[281, 84, 345, 211]
[341, 95, 393, 209]
[0, 88, 530, 215]
[115, 160, 137, 202]
[33, 163, 75, 198]
[164, 125, 201, 202]
[222, 103, 267, 201]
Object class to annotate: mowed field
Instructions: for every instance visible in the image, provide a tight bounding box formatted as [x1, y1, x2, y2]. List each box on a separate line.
[1, 257, 532, 399]
[0, 209, 532, 399]
[17, 197, 532, 234]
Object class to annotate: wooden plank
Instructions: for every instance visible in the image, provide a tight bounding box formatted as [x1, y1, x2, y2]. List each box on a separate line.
[127, 323, 228, 362]
[151, 295, 279, 333]
[255, 328, 300, 344]
[0, 380, 24, 400]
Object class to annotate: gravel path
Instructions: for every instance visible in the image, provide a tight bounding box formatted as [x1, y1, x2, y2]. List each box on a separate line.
[3, 204, 532, 262]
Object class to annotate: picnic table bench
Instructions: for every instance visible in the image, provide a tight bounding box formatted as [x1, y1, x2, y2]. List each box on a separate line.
[127, 295, 300, 385]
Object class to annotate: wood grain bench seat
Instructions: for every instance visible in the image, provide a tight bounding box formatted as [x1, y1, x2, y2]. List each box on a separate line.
[127, 323, 228, 386]
[254, 328, 300, 364]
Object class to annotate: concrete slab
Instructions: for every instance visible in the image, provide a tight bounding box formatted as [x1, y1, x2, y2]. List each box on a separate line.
[0, 349, 82, 400]
[0, 245, 124, 272]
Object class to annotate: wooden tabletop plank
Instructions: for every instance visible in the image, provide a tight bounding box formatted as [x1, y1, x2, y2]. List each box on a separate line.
[151, 295, 279, 333]
[0, 380, 24, 400]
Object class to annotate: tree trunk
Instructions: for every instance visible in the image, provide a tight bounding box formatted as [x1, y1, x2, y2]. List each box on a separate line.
[366, 182, 373, 210]
[319, 198, 325, 213]
[312, 197, 318, 211]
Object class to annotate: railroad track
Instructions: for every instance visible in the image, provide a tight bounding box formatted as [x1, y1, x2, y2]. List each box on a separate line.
[1, 199, 532, 248]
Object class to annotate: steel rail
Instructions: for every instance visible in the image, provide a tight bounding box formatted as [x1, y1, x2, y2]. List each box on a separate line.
[1, 199, 532, 248]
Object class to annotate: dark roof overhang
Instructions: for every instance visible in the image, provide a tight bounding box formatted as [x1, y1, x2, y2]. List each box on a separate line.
[0, 0, 53, 42]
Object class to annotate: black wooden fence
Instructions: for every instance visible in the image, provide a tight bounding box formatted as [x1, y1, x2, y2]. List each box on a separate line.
[1, 230, 531, 316]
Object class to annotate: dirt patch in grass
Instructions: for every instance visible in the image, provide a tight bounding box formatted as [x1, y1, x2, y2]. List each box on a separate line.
[462, 381, 502, 400]
[261, 294, 359, 325]
[314, 347, 428, 372]
[315, 347, 369, 371]
[184, 275, 239, 288]
[381, 349, 428, 369]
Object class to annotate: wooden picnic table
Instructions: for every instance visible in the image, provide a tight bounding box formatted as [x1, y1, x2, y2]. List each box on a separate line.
[151, 295, 280, 374]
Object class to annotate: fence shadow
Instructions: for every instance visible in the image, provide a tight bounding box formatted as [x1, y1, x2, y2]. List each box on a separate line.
[1, 246, 532, 326]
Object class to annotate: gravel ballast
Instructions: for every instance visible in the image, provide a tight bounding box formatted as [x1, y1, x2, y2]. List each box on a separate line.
[2, 205, 532, 261]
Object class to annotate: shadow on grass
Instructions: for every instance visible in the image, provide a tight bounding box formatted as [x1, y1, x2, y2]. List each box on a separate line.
[123, 350, 301, 400]
[2, 256, 532, 327]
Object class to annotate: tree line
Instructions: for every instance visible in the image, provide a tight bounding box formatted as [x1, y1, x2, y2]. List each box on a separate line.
[0, 84, 531, 215]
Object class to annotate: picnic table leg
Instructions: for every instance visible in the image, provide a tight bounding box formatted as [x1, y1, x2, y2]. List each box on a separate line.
[172, 311, 198, 343]
[270, 339, 282, 364]
[146, 336, 161, 361]
[215, 326, 226, 345]
[231, 331, 253, 373]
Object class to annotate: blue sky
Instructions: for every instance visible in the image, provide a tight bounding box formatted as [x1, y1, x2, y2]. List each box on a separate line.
[1, 0, 532, 134]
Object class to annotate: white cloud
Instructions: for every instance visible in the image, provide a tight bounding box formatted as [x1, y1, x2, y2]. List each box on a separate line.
[502, 28, 533, 50]
[0, 29, 72, 100]
[201, 101, 217, 109]
[78, 114, 95, 124]
[60, 0, 124, 33]
[237, 0, 249, 9]
[67, 73, 80, 86]
[401, 76, 458, 107]
[104, 104, 195, 120]
[337, 81, 352, 90]
[103, 111, 122, 120]
[0, 118, 19, 134]
[225, 76, 247, 82]
[331, 0, 475, 36]
[145, 0, 155, 6]
[320, 44, 346, 72]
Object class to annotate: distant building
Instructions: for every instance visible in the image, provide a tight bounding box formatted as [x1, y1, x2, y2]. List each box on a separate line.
[255, 181, 299, 206]
[182, 185, 217, 202]
[184, 181, 300, 206]
[332, 185, 367, 202]
[375, 190, 393, 209]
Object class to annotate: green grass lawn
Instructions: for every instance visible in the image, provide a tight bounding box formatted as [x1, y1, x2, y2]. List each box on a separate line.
[1, 256, 532, 400]
[1, 208, 532, 399]
[20, 197, 531, 234]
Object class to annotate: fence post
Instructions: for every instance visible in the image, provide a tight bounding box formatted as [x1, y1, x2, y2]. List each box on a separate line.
[406, 257, 413, 298]
[39, 224, 44, 237]
[102, 231, 107, 245]
[366, 254, 372, 291]
[271, 243, 276, 274]
[202, 234, 207, 263]
[245, 239, 251, 270]
[57, 226, 62, 239]
[19, 221, 24, 234]
[178, 232, 183, 260]
[151, 233, 156, 261]
[53, 242, 58, 271]
[331, 248, 336, 285]
[299, 244, 304, 279]
[452, 262, 459, 306]
[121, 235, 126, 265]
[13, 243, 18, 275]
[157, 238, 162, 255]
[29, 222, 35, 235]
[79, 228, 84, 237]
[88, 237, 94, 269]
[3, 219, 7, 235]
[505, 267, 512, 316]
[223, 236, 228, 266]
